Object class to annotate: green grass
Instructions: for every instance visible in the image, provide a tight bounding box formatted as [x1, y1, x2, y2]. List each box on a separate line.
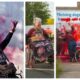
[56, 59, 63, 78]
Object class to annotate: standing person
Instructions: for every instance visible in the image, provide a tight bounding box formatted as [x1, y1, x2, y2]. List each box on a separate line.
[26, 17, 53, 68]
[66, 31, 76, 62]
[0, 21, 18, 78]
[0, 21, 18, 65]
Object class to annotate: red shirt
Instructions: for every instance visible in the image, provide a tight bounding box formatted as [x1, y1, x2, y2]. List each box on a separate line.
[26, 28, 49, 44]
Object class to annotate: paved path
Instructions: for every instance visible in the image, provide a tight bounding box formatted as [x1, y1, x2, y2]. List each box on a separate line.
[26, 63, 54, 78]
[59, 62, 80, 78]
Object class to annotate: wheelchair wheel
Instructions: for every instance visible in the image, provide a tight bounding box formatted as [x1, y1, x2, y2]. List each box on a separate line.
[47, 55, 54, 63]
[75, 50, 80, 61]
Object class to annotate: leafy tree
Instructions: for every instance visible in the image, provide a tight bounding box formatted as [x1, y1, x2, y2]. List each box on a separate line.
[25, 2, 50, 25]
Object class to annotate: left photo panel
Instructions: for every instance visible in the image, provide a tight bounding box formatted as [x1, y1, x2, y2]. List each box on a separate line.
[0, 2, 24, 78]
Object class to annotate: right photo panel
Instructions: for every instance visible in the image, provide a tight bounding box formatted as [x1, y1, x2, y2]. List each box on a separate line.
[56, 2, 80, 78]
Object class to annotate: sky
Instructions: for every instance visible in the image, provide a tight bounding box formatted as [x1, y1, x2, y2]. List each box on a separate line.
[56, 0, 80, 7]
[0, 2, 24, 49]
[47, 2, 54, 18]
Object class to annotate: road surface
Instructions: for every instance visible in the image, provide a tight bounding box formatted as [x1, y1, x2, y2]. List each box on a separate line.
[59, 62, 80, 78]
[26, 63, 54, 78]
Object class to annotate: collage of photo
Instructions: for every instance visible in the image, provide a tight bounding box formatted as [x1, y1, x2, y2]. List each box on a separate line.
[0, 0, 80, 79]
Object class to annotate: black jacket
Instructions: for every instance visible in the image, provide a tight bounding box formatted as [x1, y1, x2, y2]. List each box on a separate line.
[0, 32, 14, 64]
[0, 32, 13, 51]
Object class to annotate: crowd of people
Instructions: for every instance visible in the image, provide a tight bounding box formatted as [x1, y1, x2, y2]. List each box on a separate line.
[57, 23, 80, 62]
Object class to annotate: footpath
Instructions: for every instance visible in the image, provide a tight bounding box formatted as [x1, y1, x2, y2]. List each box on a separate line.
[59, 62, 80, 78]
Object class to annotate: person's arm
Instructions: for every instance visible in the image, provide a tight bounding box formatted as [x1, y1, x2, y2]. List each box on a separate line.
[0, 21, 18, 50]
[26, 28, 34, 45]
[43, 29, 49, 39]
[26, 34, 30, 45]
[0, 32, 13, 51]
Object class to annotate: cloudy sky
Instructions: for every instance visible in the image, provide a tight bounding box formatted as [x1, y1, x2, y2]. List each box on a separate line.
[56, 0, 80, 7]
[0, 2, 24, 49]
[0, 2, 23, 21]
[47, 2, 54, 18]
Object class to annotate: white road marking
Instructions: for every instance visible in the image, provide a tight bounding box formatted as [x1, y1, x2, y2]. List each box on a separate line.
[26, 68, 54, 71]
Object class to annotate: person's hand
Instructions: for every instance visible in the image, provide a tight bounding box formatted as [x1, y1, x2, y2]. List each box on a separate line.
[26, 45, 29, 49]
[10, 21, 18, 32]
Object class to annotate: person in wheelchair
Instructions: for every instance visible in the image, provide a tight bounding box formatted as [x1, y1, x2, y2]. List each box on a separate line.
[0, 21, 18, 78]
[26, 17, 53, 68]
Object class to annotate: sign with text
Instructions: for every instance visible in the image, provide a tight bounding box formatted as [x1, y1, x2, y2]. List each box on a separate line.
[57, 10, 80, 22]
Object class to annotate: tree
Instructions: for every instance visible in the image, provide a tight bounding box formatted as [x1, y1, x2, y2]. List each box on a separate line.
[25, 2, 50, 25]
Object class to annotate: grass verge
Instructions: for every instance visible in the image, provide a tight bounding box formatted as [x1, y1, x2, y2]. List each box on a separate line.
[56, 59, 63, 78]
